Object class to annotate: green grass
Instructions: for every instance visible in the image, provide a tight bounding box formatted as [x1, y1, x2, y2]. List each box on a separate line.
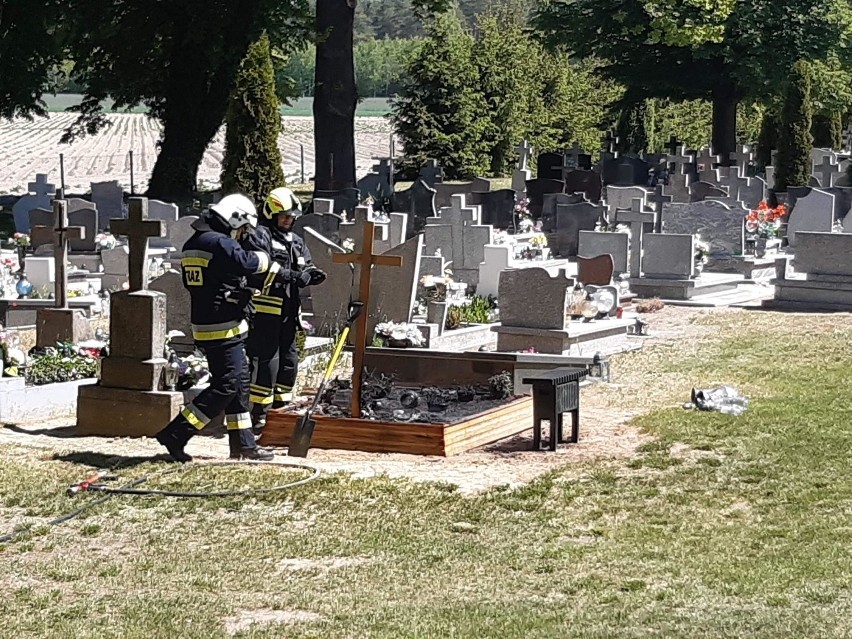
[43, 94, 391, 117]
[0, 311, 850, 638]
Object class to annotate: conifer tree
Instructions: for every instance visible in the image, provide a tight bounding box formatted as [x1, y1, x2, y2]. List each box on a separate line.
[221, 32, 286, 203]
[774, 61, 814, 192]
[389, 12, 489, 179]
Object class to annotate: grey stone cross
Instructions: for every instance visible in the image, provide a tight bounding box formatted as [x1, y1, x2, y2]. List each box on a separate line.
[617, 198, 656, 277]
[516, 140, 533, 171]
[110, 197, 166, 292]
[814, 155, 841, 188]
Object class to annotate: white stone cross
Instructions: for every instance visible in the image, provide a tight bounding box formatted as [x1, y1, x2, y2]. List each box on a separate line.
[617, 199, 656, 277]
[424, 194, 492, 275]
[667, 146, 695, 177]
[695, 147, 722, 183]
[110, 197, 166, 292]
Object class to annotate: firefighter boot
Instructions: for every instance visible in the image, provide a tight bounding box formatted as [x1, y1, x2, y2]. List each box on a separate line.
[229, 430, 275, 461]
[155, 419, 195, 463]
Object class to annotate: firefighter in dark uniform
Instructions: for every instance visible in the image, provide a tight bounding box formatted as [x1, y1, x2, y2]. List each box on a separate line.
[155, 194, 302, 463]
[244, 187, 326, 434]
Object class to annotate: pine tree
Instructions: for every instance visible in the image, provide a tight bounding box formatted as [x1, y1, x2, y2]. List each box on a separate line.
[472, 6, 541, 176]
[774, 61, 814, 192]
[221, 32, 285, 203]
[389, 12, 489, 179]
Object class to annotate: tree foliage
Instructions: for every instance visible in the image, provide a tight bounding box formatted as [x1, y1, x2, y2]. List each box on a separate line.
[221, 33, 286, 203]
[0, 0, 68, 119]
[774, 61, 814, 192]
[390, 12, 490, 179]
[532, 0, 850, 156]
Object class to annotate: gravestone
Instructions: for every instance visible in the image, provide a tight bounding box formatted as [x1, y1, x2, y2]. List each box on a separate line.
[417, 251, 448, 300]
[689, 181, 728, 202]
[604, 155, 651, 186]
[91, 181, 125, 230]
[577, 254, 615, 286]
[424, 194, 492, 288]
[695, 148, 722, 183]
[525, 179, 565, 218]
[12, 174, 55, 232]
[295, 199, 343, 241]
[618, 199, 656, 277]
[101, 245, 130, 290]
[418, 160, 444, 188]
[366, 235, 423, 339]
[499, 268, 572, 330]
[78, 197, 181, 437]
[729, 145, 754, 178]
[562, 146, 593, 172]
[338, 206, 389, 254]
[549, 201, 604, 258]
[736, 175, 767, 210]
[149, 270, 193, 352]
[166, 216, 199, 260]
[642, 234, 695, 279]
[28, 208, 55, 248]
[392, 179, 437, 237]
[468, 189, 515, 228]
[357, 158, 393, 201]
[537, 152, 563, 180]
[578, 231, 630, 274]
[68, 208, 98, 252]
[434, 180, 491, 210]
[563, 169, 603, 203]
[512, 140, 533, 193]
[813, 156, 843, 189]
[787, 188, 836, 248]
[541, 193, 587, 233]
[67, 197, 94, 213]
[606, 185, 651, 214]
[313, 188, 361, 218]
[662, 201, 745, 267]
[35, 199, 92, 347]
[302, 228, 357, 336]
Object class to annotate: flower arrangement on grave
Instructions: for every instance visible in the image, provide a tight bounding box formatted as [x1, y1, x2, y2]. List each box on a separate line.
[95, 232, 117, 251]
[694, 235, 711, 267]
[514, 197, 530, 219]
[529, 233, 548, 248]
[420, 269, 455, 302]
[24, 342, 99, 385]
[517, 215, 534, 234]
[373, 321, 425, 348]
[9, 233, 30, 248]
[745, 201, 786, 240]
[342, 238, 356, 253]
[492, 229, 514, 245]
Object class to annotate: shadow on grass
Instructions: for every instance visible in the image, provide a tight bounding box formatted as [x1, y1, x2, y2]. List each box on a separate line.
[3, 422, 229, 440]
[53, 450, 177, 469]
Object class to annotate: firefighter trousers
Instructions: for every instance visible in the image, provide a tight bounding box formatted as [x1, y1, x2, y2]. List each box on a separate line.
[247, 313, 299, 421]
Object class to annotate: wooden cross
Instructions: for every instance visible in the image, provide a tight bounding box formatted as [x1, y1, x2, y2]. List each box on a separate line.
[50, 199, 85, 309]
[617, 199, 656, 278]
[110, 197, 166, 292]
[333, 221, 403, 418]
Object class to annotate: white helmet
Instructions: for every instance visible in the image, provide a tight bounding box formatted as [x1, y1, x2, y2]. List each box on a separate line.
[209, 194, 258, 233]
[262, 187, 302, 221]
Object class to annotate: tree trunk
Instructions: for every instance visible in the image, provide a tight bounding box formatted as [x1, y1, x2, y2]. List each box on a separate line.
[313, 0, 357, 192]
[711, 81, 738, 164]
[147, 2, 260, 203]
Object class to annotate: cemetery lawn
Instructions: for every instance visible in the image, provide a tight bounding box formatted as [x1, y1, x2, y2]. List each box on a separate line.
[0, 309, 850, 638]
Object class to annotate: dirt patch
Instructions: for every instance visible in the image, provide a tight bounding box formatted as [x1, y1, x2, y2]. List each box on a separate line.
[223, 609, 322, 635]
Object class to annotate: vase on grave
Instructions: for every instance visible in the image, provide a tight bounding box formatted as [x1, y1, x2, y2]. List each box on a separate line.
[387, 337, 412, 348]
[15, 272, 33, 299]
[16, 245, 26, 272]
[755, 237, 781, 258]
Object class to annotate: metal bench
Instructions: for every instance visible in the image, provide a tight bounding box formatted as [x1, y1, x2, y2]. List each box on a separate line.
[522, 367, 588, 450]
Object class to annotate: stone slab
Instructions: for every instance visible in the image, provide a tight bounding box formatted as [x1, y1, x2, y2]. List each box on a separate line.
[36, 308, 93, 348]
[792, 232, 852, 277]
[77, 384, 184, 437]
[99, 357, 167, 391]
[0, 377, 95, 423]
[108, 290, 168, 361]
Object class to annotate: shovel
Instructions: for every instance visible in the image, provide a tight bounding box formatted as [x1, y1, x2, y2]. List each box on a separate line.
[288, 301, 364, 458]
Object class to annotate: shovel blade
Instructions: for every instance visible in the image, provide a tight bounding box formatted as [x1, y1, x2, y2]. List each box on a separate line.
[288, 415, 317, 458]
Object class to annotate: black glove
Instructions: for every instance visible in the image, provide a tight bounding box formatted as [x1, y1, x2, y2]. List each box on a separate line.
[308, 268, 327, 286]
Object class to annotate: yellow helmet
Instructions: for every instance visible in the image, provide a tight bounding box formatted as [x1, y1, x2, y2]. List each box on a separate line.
[262, 187, 302, 221]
